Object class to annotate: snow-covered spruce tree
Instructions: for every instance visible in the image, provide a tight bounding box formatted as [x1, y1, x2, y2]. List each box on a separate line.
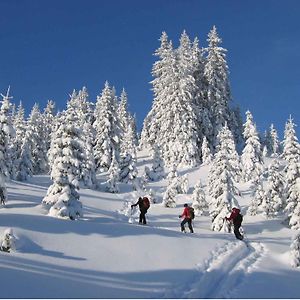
[119, 153, 138, 184]
[241, 110, 264, 183]
[248, 181, 265, 216]
[290, 231, 300, 267]
[0, 88, 15, 179]
[139, 32, 171, 150]
[66, 87, 97, 187]
[282, 116, 300, 164]
[141, 31, 199, 167]
[201, 136, 213, 164]
[269, 124, 281, 157]
[145, 145, 165, 181]
[93, 82, 121, 171]
[282, 117, 300, 229]
[262, 159, 285, 218]
[162, 181, 177, 208]
[42, 108, 85, 220]
[192, 179, 208, 216]
[0, 88, 15, 201]
[105, 151, 120, 193]
[192, 37, 212, 145]
[204, 26, 237, 149]
[207, 124, 240, 231]
[43, 100, 56, 157]
[27, 103, 48, 174]
[117, 89, 129, 145]
[12, 102, 26, 179]
[167, 163, 178, 184]
[16, 133, 33, 181]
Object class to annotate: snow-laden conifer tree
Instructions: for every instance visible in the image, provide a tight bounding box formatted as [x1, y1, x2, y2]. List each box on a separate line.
[0, 88, 15, 178]
[119, 153, 138, 184]
[241, 111, 264, 183]
[290, 231, 300, 267]
[0, 88, 15, 201]
[105, 151, 120, 193]
[262, 159, 285, 218]
[269, 124, 281, 157]
[207, 124, 240, 231]
[282, 117, 300, 229]
[27, 103, 48, 174]
[12, 102, 26, 179]
[282, 116, 300, 164]
[248, 181, 265, 216]
[204, 26, 234, 149]
[141, 31, 199, 167]
[42, 107, 85, 220]
[117, 89, 129, 143]
[162, 182, 177, 208]
[144, 145, 165, 181]
[192, 179, 208, 216]
[201, 136, 213, 164]
[16, 132, 33, 181]
[167, 164, 178, 184]
[93, 82, 121, 171]
[43, 100, 56, 156]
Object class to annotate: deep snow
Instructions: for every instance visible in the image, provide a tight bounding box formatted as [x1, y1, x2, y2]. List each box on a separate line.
[0, 150, 299, 298]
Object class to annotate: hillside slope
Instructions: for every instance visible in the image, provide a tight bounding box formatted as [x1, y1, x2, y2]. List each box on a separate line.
[0, 151, 299, 298]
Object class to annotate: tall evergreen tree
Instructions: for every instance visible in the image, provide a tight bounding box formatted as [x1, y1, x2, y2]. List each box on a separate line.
[262, 159, 285, 218]
[27, 103, 48, 174]
[93, 82, 121, 171]
[42, 107, 84, 220]
[0, 87, 15, 201]
[207, 124, 240, 231]
[204, 26, 232, 148]
[192, 179, 208, 216]
[241, 111, 264, 183]
[282, 117, 300, 229]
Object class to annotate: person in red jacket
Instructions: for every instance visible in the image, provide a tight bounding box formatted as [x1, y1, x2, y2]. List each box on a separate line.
[179, 203, 194, 233]
[226, 207, 243, 240]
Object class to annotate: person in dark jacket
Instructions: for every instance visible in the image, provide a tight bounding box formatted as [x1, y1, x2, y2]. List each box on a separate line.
[226, 207, 243, 240]
[179, 203, 194, 233]
[131, 197, 148, 225]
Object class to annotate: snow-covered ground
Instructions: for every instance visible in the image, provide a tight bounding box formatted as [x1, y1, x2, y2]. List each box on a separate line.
[0, 150, 299, 299]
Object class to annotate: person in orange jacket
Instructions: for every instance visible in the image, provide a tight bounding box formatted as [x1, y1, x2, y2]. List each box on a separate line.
[179, 203, 194, 233]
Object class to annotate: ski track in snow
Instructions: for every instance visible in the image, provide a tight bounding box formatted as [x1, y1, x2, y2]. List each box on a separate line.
[165, 240, 265, 299]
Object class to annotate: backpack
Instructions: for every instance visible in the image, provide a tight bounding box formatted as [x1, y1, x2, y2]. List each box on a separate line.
[142, 197, 150, 210]
[189, 207, 195, 220]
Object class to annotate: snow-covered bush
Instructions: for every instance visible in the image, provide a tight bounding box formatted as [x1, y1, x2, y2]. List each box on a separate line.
[1, 228, 16, 252]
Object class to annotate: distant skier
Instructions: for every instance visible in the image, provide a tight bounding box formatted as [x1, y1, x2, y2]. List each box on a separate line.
[179, 203, 194, 233]
[131, 196, 150, 225]
[225, 207, 244, 240]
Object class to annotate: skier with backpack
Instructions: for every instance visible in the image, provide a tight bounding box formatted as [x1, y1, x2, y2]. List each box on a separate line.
[179, 203, 194, 233]
[225, 207, 244, 240]
[131, 196, 150, 225]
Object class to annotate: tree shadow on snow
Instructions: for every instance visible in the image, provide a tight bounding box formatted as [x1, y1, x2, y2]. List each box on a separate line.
[15, 234, 86, 261]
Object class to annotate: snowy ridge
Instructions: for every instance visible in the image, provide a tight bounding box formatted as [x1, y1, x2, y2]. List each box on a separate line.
[165, 241, 265, 299]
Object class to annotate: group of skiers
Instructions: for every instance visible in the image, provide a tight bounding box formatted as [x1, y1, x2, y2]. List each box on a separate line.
[131, 197, 244, 240]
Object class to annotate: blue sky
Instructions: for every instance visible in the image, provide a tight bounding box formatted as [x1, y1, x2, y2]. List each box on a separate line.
[0, 0, 299, 137]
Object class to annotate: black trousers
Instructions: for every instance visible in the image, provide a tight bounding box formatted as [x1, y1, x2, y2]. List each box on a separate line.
[139, 209, 147, 224]
[181, 218, 194, 233]
[233, 223, 243, 240]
